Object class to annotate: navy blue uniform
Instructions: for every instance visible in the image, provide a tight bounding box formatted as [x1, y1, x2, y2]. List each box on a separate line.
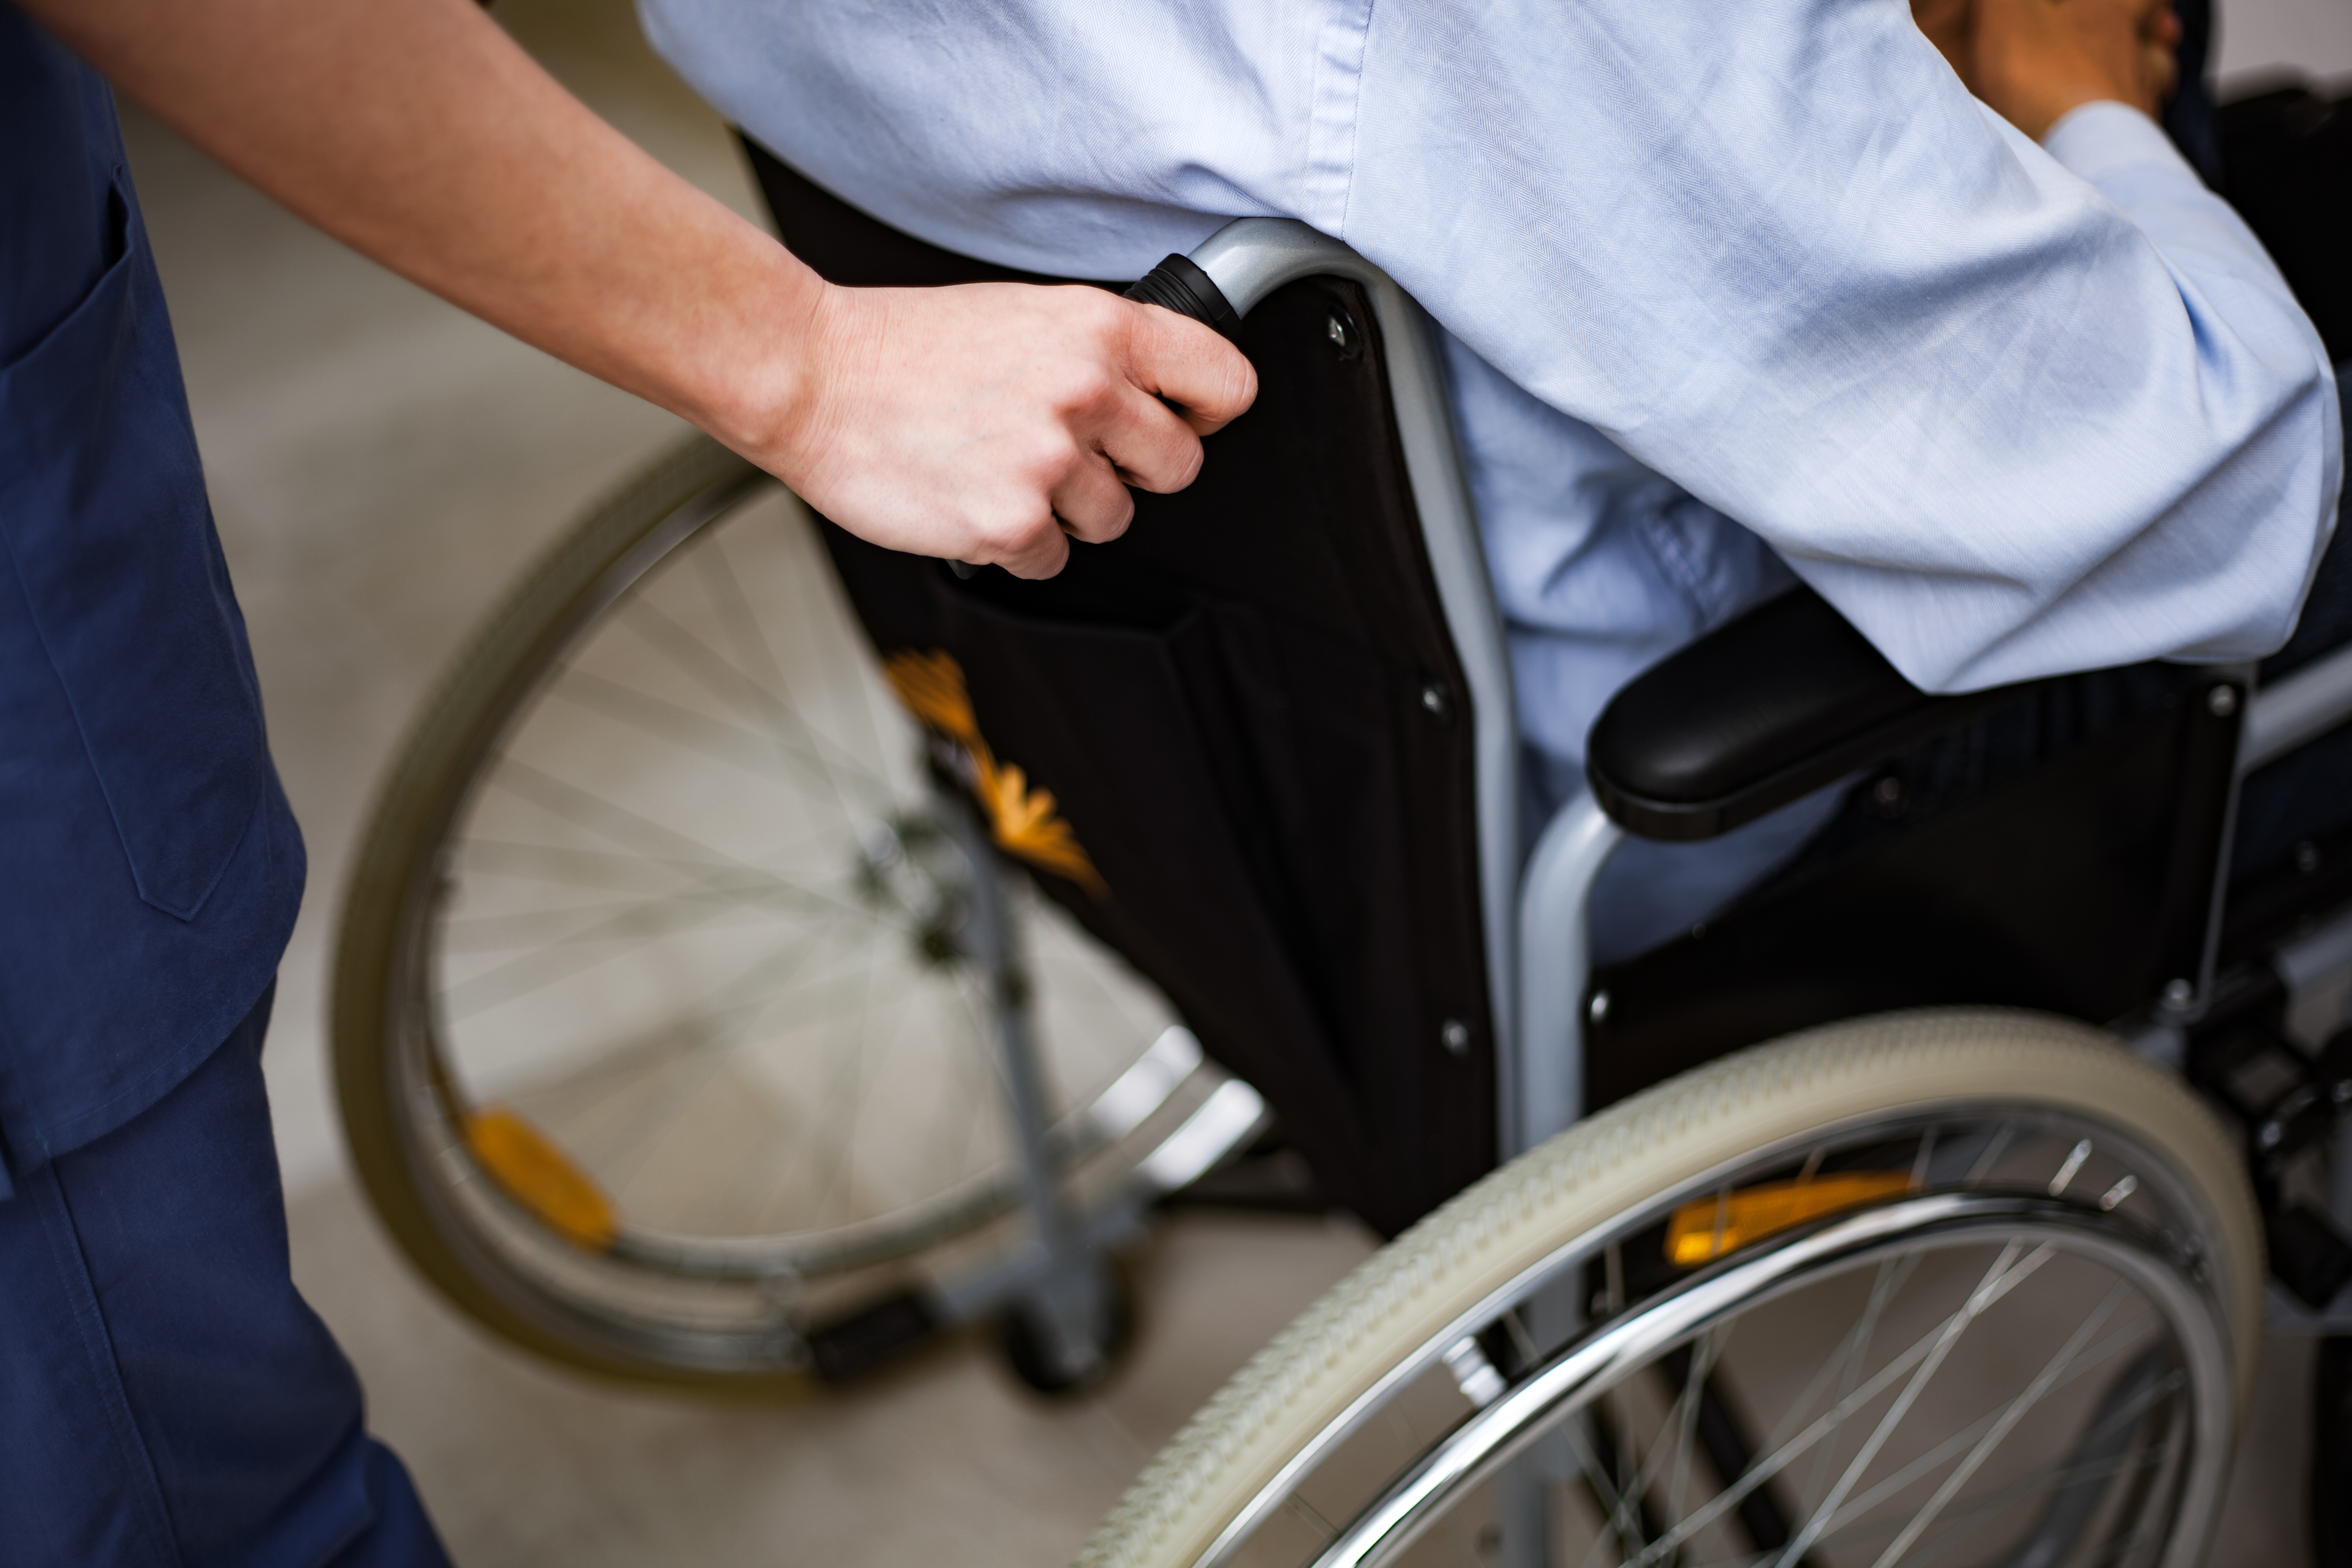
[0, 8, 446, 1561]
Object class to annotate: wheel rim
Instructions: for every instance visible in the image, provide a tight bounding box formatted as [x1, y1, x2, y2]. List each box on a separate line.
[1191, 1104, 2234, 1568]
[374, 470, 1206, 1372]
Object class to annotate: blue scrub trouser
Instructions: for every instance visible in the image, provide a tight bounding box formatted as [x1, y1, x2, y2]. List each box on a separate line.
[0, 987, 450, 1568]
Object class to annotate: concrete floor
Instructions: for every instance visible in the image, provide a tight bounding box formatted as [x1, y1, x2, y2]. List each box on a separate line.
[121, 0, 2350, 1561]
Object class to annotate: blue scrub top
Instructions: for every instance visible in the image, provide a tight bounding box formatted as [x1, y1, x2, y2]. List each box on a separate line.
[0, 6, 305, 1191]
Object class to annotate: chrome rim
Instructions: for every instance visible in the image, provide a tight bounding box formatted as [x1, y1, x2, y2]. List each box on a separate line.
[1199, 1105, 2235, 1568]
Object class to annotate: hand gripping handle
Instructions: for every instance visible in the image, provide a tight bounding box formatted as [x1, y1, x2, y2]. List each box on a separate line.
[944, 252, 1245, 579]
[1123, 253, 1243, 341]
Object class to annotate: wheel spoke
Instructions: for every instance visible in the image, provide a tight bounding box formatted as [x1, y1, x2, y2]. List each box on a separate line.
[1964, 1123, 2015, 1184]
[1565, 1412, 1652, 1565]
[1865, 1280, 2132, 1568]
[549, 664, 853, 795]
[577, 921, 859, 1184]
[1813, 1306, 2158, 1551]
[614, 585, 891, 801]
[482, 755, 883, 925]
[1287, 1494, 1343, 1544]
[1793, 1253, 1921, 1516]
[1628, 1242, 2053, 1568]
[805, 944, 892, 1226]
[1893, 1434, 2180, 1568]
[456, 837, 756, 895]
[439, 885, 812, 955]
[438, 880, 852, 1024]
[1771, 1241, 2052, 1565]
[1665, 1327, 1726, 1534]
[692, 525, 892, 812]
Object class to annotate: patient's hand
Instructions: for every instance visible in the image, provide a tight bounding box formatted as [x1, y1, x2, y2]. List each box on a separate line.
[1913, 0, 2182, 141]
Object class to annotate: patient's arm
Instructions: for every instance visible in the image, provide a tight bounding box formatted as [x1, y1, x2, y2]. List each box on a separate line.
[26, 0, 1255, 580]
[1332, 0, 2337, 693]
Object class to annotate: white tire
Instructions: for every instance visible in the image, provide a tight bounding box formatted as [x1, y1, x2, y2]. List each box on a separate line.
[1080, 1008, 2261, 1568]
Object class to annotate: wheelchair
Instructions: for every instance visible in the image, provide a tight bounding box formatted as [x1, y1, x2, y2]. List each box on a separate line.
[332, 145, 2352, 1567]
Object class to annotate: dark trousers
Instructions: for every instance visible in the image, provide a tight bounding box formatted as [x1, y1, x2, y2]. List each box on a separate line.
[0, 987, 449, 1568]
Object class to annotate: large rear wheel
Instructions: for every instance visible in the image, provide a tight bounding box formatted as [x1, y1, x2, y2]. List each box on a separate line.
[333, 435, 1227, 1388]
[1081, 1008, 2262, 1568]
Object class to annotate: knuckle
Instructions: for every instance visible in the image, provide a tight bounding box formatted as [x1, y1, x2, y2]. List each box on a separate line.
[1075, 289, 1132, 336]
[1013, 432, 1082, 490]
[1046, 361, 1119, 417]
[972, 508, 1046, 560]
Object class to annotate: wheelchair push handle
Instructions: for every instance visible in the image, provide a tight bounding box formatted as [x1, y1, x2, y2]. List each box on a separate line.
[1123, 253, 1244, 342]
[942, 252, 1244, 580]
[945, 220, 1394, 574]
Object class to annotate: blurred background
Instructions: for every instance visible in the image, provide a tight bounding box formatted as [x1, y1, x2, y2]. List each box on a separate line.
[123, 0, 2352, 1561]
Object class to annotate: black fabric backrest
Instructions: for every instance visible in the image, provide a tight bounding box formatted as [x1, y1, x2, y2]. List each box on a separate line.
[743, 144, 1497, 1234]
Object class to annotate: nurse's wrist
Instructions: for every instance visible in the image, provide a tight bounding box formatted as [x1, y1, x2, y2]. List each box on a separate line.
[671, 246, 833, 484]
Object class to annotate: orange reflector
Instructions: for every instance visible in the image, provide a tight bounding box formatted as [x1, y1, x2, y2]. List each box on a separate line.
[464, 1107, 619, 1251]
[1665, 1171, 1911, 1266]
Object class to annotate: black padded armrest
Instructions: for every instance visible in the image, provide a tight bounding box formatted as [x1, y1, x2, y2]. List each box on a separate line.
[1587, 587, 2025, 842]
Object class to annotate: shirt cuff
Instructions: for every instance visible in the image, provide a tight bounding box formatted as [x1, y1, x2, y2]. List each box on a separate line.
[2040, 100, 2197, 188]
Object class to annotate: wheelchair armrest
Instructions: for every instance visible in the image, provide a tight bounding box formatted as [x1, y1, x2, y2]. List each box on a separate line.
[1586, 586, 2024, 841]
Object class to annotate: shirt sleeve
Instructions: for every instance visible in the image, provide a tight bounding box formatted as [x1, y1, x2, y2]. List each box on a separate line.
[1342, 0, 2342, 692]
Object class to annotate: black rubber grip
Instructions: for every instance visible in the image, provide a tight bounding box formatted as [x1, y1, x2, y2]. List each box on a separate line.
[1124, 253, 1242, 342]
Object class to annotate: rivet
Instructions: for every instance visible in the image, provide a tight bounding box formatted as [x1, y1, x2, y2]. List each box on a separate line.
[2297, 841, 2321, 875]
[2161, 977, 2194, 1011]
[1326, 309, 1360, 358]
[1440, 1019, 1471, 1056]
[1589, 990, 1612, 1025]
[2206, 684, 2239, 718]
[1420, 681, 1452, 721]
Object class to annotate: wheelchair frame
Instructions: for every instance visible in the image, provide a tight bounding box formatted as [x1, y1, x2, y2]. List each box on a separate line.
[1176, 217, 2352, 1330]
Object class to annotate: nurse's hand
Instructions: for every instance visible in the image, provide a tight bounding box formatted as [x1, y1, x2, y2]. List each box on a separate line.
[753, 282, 1254, 580]
[1913, 0, 2182, 141]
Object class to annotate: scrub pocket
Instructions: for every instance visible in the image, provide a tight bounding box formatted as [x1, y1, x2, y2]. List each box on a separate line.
[0, 172, 265, 920]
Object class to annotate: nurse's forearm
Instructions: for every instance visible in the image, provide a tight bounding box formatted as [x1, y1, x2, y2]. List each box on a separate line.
[28, 0, 1255, 579]
[38, 0, 814, 465]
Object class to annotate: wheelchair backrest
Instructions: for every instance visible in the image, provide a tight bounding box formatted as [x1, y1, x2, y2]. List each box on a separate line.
[749, 147, 1498, 1235]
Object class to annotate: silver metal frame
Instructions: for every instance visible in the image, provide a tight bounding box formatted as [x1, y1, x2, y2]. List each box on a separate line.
[2239, 642, 2352, 1331]
[1192, 220, 1589, 1163]
[2241, 638, 2352, 773]
[1512, 794, 1622, 1154]
[1192, 222, 1523, 1108]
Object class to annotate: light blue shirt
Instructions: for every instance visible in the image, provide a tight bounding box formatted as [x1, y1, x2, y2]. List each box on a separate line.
[641, 0, 2342, 945]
